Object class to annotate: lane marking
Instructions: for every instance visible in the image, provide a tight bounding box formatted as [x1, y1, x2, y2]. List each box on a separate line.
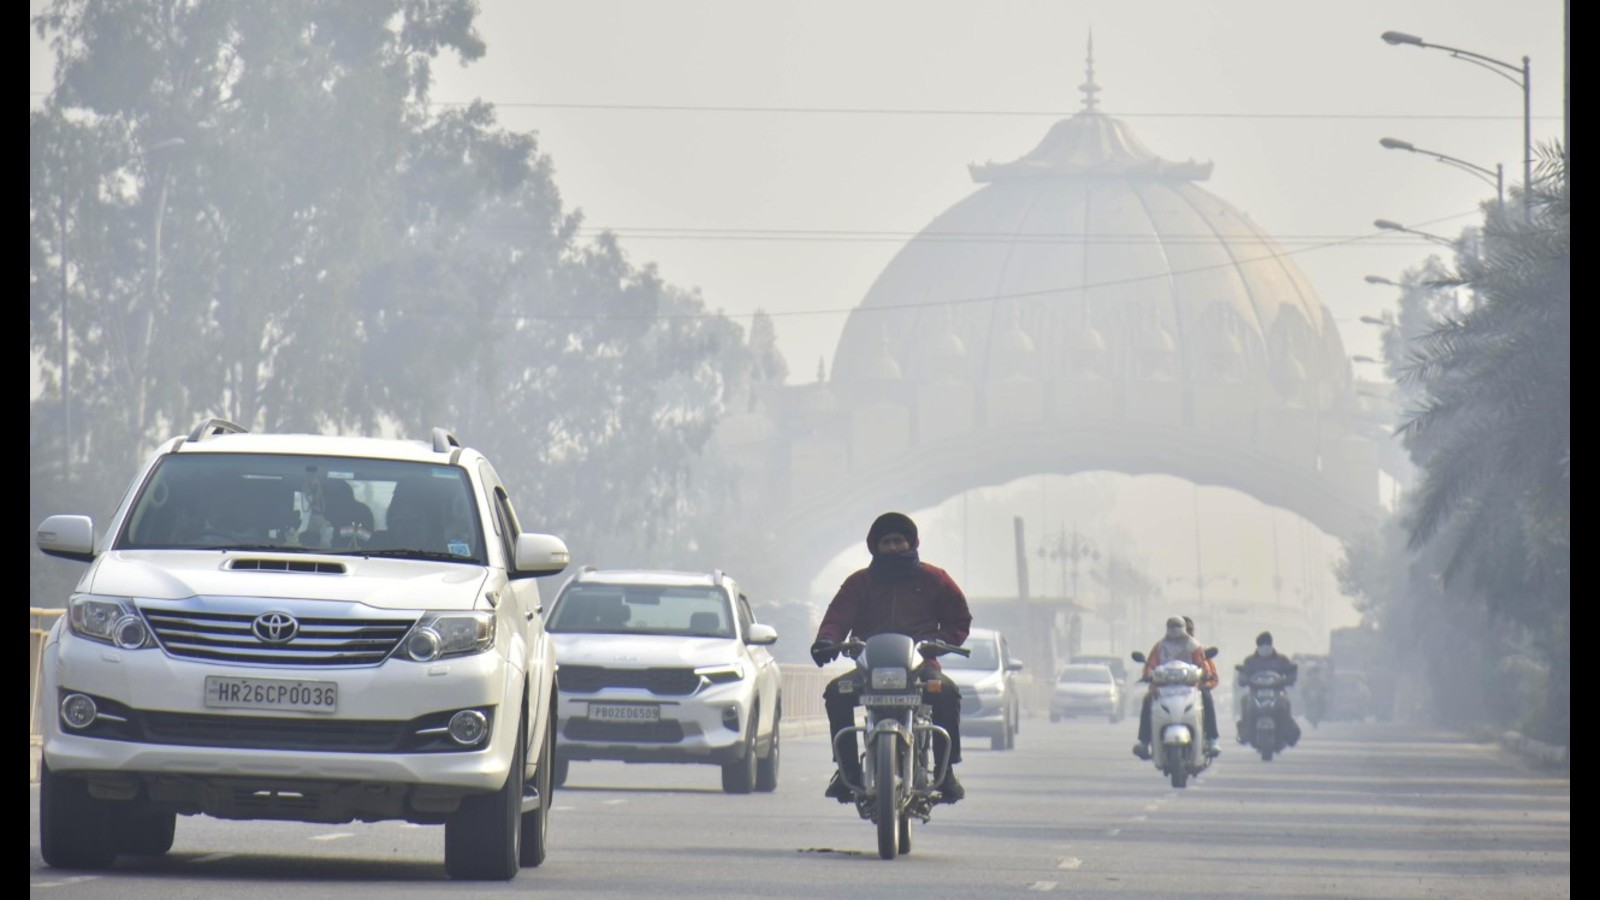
[33, 876, 100, 889]
[310, 832, 354, 841]
[554, 805, 577, 811]
[1057, 857, 1083, 870]
[1144, 804, 1160, 811]
[1105, 827, 1122, 836]
[1132, 815, 1148, 822]
[193, 853, 235, 864]
[602, 798, 628, 806]
[1028, 881, 1058, 892]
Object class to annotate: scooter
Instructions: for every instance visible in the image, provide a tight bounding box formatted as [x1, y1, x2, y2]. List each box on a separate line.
[1243, 669, 1292, 761]
[1131, 647, 1218, 789]
[815, 634, 969, 860]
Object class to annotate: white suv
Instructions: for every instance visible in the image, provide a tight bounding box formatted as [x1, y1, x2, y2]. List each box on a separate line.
[543, 568, 782, 793]
[33, 419, 571, 880]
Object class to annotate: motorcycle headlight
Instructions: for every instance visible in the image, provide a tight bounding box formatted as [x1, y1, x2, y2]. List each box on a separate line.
[871, 667, 909, 690]
[403, 611, 495, 661]
[695, 661, 747, 685]
[67, 595, 154, 649]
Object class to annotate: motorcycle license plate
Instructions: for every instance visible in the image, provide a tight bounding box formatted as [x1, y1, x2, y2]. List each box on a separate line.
[1254, 689, 1278, 699]
[862, 693, 921, 708]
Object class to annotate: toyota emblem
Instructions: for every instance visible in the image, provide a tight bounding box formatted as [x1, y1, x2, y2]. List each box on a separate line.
[252, 612, 300, 644]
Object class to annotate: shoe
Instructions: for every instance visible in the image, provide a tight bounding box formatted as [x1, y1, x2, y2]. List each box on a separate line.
[1204, 738, 1221, 757]
[824, 769, 855, 803]
[1131, 742, 1152, 761]
[938, 770, 965, 804]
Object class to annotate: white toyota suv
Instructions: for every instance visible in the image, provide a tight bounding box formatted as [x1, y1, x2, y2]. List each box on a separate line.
[33, 419, 570, 880]
[543, 568, 782, 793]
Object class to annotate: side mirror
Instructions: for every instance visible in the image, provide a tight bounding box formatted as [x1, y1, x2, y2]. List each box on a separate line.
[512, 533, 570, 578]
[1005, 659, 1024, 672]
[37, 515, 95, 563]
[1204, 646, 1219, 659]
[1130, 651, 1146, 664]
[745, 623, 778, 645]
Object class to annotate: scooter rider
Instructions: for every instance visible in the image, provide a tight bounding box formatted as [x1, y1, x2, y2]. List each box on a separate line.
[1236, 631, 1302, 747]
[810, 512, 973, 804]
[1182, 616, 1222, 756]
[1133, 616, 1221, 760]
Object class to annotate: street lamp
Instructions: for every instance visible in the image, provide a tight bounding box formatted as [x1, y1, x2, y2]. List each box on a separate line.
[1351, 355, 1382, 364]
[1379, 137, 1504, 209]
[1373, 218, 1456, 248]
[1363, 275, 1398, 287]
[1381, 30, 1531, 221]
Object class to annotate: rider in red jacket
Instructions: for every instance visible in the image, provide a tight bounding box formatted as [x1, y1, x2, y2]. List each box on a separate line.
[811, 511, 973, 804]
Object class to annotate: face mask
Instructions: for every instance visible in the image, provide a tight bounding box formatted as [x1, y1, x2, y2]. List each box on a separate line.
[1167, 627, 1185, 640]
[1257, 645, 1273, 658]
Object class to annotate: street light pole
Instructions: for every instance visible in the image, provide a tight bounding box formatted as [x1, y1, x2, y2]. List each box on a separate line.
[1379, 137, 1504, 209]
[1381, 31, 1532, 221]
[1374, 218, 1457, 248]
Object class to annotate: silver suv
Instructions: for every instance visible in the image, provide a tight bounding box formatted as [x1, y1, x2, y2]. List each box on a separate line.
[543, 568, 782, 793]
[34, 419, 570, 880]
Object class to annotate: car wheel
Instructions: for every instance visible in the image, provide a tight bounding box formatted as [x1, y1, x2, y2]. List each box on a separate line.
[755, 707, 780, 792]
[114, 804, 177, 856]
[445, 712, 524, 880]
[551, 755, 569, 789]
[40, 759, 117, 869]
[519, 706, 555, 868]
[721, 709, 758, 794]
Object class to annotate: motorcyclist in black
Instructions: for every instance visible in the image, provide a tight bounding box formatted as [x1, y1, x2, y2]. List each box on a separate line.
[1235, 631, 1302, 748]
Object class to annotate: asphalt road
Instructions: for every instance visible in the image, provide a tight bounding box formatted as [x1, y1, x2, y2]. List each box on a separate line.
[29, 717, 1569, 898]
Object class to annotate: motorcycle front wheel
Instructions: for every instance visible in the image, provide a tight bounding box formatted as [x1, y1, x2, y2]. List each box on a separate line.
[876, 737, 901, 860]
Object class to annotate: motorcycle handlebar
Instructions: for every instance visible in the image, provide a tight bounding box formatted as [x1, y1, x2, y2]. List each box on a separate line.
[814, 637, 971, 658]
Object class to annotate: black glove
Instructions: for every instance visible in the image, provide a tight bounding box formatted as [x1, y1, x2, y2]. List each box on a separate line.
[810, 639, 839, 667]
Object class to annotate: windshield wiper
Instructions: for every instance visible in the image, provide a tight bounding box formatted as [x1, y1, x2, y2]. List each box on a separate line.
[339, 549, 478, 562]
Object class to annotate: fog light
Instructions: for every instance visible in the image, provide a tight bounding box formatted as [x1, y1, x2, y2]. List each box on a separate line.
[447, 709, 489, 746]
[61, 693, 98, 730]
[405, 627, 442, 662]
[113, 615, 149, 650]
[721, 706, 741, 732]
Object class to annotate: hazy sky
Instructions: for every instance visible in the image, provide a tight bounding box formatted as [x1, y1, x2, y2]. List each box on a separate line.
[30, 2, 1566, 654]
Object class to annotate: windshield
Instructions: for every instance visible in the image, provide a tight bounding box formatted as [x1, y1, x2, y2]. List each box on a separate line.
[118, 453, 485, 563]
[1058, 665, 1113, 684]
[940, 637, 999, 671]
[548, 584, 735, 638]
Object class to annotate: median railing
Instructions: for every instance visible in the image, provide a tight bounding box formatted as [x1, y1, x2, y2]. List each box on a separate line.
[30, 608, 63, 782]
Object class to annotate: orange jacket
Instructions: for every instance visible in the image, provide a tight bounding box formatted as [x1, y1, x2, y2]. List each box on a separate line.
[1143, 639, 1219, 690]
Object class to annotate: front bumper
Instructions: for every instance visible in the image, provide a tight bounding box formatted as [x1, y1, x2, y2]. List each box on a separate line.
[554, 682, 753, 765]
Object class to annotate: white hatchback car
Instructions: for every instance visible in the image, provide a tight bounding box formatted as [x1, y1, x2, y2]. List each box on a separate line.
[544, 568, 782, 793]
[33, 419, 570, 880]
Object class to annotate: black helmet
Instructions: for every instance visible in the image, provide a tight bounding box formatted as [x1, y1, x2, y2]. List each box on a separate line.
[1256, 631, 1273, 647]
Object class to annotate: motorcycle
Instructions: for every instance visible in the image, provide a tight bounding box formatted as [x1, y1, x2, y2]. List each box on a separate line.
[1130, 647, 1218, 789]
[1243, 669, 1292, 760]
[815, 634, 969, 860]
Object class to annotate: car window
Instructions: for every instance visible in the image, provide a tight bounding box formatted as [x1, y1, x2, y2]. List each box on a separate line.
[1058, 665, 1113, 684]
[118, 453, 485, 563]
[941, 637, 999, 671]
[548, 584, 734, 638]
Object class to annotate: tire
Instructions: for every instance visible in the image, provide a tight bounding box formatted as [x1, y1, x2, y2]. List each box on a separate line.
[40, 759, 117, 869]
[115, 805, 177, 856]
[445, 714, 525, 880]
[1167, 749, 1188, 789]
[1004, 709, 1018, 749]
[755, 708, 780, 792]
[519, 708, 555, 868]
[1010, 701, 1020, 737]
[897, 812, 912, 855]
[990, 717, 1009, 751]
[876, 736, 900, 860]
[550, 755, 569, 788]
[721, 710, 758, 794]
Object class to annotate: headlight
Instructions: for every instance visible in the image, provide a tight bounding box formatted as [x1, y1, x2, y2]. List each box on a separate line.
[975, 676, 1004, 695]
[695, 661, 747, 685]
[403, 611, 495, 661]
[871, 667, 909, 690]
[67, 595, 154, 649]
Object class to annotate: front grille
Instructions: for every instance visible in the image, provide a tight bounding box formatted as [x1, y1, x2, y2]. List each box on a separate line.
[59, 692, 490, 754]
[558, 665, 700, 696]
[142, 608, 415, 667]
[564, 718, 685, 743]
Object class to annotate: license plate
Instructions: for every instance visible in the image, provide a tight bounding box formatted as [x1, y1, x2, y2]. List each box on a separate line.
[862, 693, 921, 708]
[204, 675, 337, 713]
[589, 703, 660, 722]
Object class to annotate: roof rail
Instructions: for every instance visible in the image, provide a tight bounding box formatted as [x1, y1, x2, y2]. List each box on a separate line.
[431, 428, 462, 453]
[187, 418, 249, 442]
[712, 568, 725, 584]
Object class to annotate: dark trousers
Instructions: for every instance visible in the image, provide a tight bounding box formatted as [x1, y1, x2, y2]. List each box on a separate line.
[1239, 702, 1302, 746]
[825, 670, 962, 775]
[1138, 689, 1219, 743]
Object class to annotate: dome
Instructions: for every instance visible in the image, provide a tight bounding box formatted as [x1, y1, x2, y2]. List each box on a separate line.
[831, 51, 1344, 395]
